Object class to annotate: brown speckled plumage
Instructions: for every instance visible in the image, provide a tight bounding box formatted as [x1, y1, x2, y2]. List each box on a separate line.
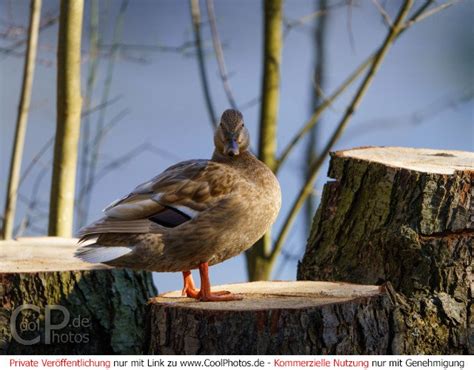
[76, 109, 281, 275]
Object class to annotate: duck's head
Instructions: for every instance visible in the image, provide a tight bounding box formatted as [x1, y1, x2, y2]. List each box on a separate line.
[214, 109, 250, 158]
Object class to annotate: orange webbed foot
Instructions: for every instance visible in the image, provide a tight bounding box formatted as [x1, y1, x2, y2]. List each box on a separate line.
[182, 271, 200, 298]
[182, 263, 243, 302]
[199, 292, 243, 302]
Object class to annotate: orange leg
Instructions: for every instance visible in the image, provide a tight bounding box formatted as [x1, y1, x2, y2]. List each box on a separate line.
[182, 270, 229, 298]
[181, 271, 200, 298]
[181, 264, 241, 301]
[197, 262, 242, 302]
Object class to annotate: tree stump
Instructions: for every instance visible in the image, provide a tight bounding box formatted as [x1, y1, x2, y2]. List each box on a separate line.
[145, 281, 393, 355]
[298, 147, 473, 354]
[0, 237, 156, 354]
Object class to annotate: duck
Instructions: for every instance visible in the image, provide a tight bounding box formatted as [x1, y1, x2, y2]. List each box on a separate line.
[75, 109, 281, 301]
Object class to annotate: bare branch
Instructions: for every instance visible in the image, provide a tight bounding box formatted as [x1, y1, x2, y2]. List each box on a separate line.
[346, 0, 356, 53]
[0, 14, 57, 56]
[275, 55, 371, 172]
[76, 141, 182, 198]
[311, 78, 341, 114]
[282, 0, 347, 38]
[18, 136, 54, 188]
[99, 41, 196, 54]
[403, 0, 460, 29]
[270, 0, 415, 264]
[77, 0, 100, 226]
[206, 0, 238, 109]
[275, 0, 455, 172]
[14, 164, 49, 237]
[81, 95, 122, 118]
[347, 88, 474, 140]
[77, 0, 128, 227]
[371, 0, 393, 28]
[240, 96, 260, 110]
[190, 0, 217, 128]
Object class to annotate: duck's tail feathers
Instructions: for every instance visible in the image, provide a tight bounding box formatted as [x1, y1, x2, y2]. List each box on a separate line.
[75, 244, 134, 264]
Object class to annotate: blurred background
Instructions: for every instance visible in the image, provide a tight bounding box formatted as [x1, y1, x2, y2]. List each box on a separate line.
[1, 0, 472, 292]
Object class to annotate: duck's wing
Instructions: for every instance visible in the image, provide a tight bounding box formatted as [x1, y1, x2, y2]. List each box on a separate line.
[77, 160, 238, 238]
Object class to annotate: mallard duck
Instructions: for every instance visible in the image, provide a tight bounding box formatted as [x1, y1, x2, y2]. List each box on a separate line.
[75, 109, 281, 301]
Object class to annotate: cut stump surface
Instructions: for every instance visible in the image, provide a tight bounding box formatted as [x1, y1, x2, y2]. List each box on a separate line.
[0, 237, 156, 355]
[146, 281, 393, 355]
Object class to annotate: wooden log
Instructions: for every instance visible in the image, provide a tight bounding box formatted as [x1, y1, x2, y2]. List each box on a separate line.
[297, 147, 473, 354]
[145, 281, 393, 355]
[0, 237, 156, 354]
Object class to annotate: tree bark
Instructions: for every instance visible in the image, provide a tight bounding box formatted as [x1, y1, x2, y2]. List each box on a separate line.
[146, 281, 393, 355]
[0, 237, 156, 354]
[245, 0, 283, 282]
[2, 0, 42, 240]
[49, 0, 83, 236]
[298, 146, 473, 354]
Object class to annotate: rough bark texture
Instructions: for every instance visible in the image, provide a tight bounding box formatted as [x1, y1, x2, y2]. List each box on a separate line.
[146, 281, 393, 355]
[298, 147, 473, 354]
[0, 237, 156, 354]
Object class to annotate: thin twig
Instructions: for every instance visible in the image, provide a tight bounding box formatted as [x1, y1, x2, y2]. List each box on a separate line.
[371, 0, 393, 28]
[346, 88, 474, 139]
[0, 14, 57, 56]
[14, 164, 49, 237]
[275, 56, 370, 172]
[76, 141, 181, 198]
[346, 0, 356, 53]
[206, 0, 238, 109]
[269, 0, 415, 264]
[283, 0, 347, 38]
[240, 96, 260, 110]
[18, 136, 54, 188]
[311, 78, 341, 114]
[81, 95, 121, 118]
[403, 0, 460, 29]
[190, 0, 217, 128]
[99, 41, 196, 54]
[77, 109, 130, 206]
[77, 0, 100, 226]
[78, 0, 128, 227]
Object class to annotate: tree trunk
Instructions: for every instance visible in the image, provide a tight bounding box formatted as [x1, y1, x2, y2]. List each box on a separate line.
[2, 0, 42, 240]
[49, 0, 83, 236]
[298, 146, 473, 354]
[145, 281, 393, 355]
[304, 0, 328, 237]
[0, 237, 156, 354]
[245, 0, 283, 282]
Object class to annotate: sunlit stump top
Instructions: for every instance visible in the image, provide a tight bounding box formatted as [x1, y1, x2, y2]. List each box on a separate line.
[146, 281, 391, 355]
[0, 237, 108, 273]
